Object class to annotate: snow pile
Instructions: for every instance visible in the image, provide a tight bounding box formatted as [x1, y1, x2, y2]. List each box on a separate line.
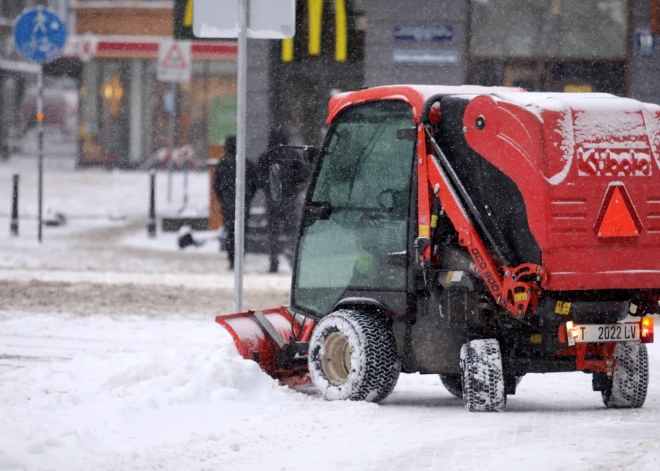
[2, 343, 290, 411]
[0, 316, 301, 471]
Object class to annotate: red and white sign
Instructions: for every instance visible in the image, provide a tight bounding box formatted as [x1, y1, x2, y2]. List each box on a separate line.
[157, 40, 191, 83]
[75, 35, 98, 62]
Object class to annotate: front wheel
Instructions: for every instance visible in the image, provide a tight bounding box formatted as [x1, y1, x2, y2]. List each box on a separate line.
[308, 309, 400, 402]
[602, 342, 649, 409]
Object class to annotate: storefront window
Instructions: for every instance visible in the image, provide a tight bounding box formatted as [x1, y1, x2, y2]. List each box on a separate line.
[470, 0, 628, 58]
[78, 60, 130, 166]
[78, 58, 237, 167]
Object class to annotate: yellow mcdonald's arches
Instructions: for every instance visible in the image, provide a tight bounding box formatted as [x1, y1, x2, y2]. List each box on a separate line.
[308, 0, 323, 56]
[334, 0, 347, 62]
[281, 0, 348, 62]
[184, 0, 193, 27]
[281, 38, 294, 62]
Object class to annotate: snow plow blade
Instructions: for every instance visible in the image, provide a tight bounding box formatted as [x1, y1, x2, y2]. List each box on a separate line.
[215, 307, 315, 386]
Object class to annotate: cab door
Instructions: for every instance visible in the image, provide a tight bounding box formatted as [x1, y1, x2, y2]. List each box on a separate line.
[291, 101, 416, 317]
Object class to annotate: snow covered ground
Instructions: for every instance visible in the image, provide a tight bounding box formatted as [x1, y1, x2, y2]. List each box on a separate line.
[2, 156, 660, 471]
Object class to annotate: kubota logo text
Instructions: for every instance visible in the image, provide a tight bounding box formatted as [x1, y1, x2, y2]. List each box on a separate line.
[577, 146, 652, 177]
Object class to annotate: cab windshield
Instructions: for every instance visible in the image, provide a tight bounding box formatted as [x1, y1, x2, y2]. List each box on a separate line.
[292, 101, 416, 317]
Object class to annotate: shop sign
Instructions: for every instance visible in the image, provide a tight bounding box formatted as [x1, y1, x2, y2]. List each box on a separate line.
[394, 25, 454, 43]
[634, 28, 655, 56]
[157, 40, 192, 83]
[392, 50, 460, 66]
[563, 84, 593, 93]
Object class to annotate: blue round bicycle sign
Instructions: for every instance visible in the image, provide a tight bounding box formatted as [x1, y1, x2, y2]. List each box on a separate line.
[14, 8, 67, 63]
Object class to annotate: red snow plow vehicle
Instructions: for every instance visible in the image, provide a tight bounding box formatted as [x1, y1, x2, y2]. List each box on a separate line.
[216, 85, 660, 412]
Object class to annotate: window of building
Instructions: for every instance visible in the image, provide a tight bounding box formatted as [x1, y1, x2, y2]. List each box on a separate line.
[78, 58, 237, 167]
[470, 0, 628, 59]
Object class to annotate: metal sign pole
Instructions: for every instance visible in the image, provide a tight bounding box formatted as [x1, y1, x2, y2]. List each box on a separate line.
[37, 65, 44, 243]
[167, 81, 177, 203]
[233, 0, 249, 312]
[13, 8, 67, 244]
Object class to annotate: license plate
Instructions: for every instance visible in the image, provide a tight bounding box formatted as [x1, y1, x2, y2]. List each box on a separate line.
[574, 324, 640, 343]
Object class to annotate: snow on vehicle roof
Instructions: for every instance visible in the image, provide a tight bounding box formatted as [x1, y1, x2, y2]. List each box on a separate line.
[327, 84, 524, 123]
[493, 91, 660, 153]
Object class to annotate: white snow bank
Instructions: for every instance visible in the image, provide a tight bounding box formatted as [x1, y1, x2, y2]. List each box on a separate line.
[0, 315, 302, 471]
[3, 313, 660, 471]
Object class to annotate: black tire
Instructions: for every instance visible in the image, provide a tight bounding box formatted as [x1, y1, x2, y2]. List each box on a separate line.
[441, 373, 521, 399]
[308, 309, 400, 402]
[440, 374, 463, 399]
[460, 339, 506, 412]
[602, 342, 649, 409]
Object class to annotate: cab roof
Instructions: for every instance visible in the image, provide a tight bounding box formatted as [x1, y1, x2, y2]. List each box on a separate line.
[326, 85, 524, 124]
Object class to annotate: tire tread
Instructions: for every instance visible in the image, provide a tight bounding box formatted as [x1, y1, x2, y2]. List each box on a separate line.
[602, 342, 649, 409]
[309, 309, 400, 402]
[460, 339, 506, 412]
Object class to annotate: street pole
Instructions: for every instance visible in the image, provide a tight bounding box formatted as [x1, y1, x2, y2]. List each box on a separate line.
[233, 0, 248, 313]
[37, 65, 44, 243]
[167, 81, 177, 203]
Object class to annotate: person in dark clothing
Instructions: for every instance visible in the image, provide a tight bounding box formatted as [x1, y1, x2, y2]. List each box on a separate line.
[213, 135, 259, 270]
[258, 130, 310, 273]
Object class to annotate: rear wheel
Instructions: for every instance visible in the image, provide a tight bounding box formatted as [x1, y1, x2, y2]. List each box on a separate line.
[460, 339, 506, 412]
[439, 374, 463, 399]
[308, 309, 400, 402]
[442, 373, 522, 399]
[602, 342, 649, 409]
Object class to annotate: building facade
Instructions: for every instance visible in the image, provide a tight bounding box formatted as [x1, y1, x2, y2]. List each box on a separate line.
[66, 0, 660, 166]
[263, 0, 660, 155]
[363, 0, 660, 103]
[71, 1, 240, 167]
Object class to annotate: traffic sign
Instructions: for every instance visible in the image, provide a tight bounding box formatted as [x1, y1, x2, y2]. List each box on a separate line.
[13, 8, 67, 63]
[157, 40, 191, 83]
[193, 0, 295, 39]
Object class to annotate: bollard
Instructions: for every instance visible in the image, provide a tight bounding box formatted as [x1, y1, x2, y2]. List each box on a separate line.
[147, 171, 156, 238]
[183, 158, 189, 210]
[10, 174, 19, 236]
[178, 158, 189, 215]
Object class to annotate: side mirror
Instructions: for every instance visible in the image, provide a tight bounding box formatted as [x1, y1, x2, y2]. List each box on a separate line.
[265, 145, 314, 201]
[303, 146, 320, 163]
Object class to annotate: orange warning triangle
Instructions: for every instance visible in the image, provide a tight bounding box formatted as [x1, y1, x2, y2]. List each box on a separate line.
[163, 43, 187, 70]
[595, 185, 642, 238]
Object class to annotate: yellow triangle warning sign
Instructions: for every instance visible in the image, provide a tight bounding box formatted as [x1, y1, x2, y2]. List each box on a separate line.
[595, 184, 642, 238]
[163, 43, 187, 70]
